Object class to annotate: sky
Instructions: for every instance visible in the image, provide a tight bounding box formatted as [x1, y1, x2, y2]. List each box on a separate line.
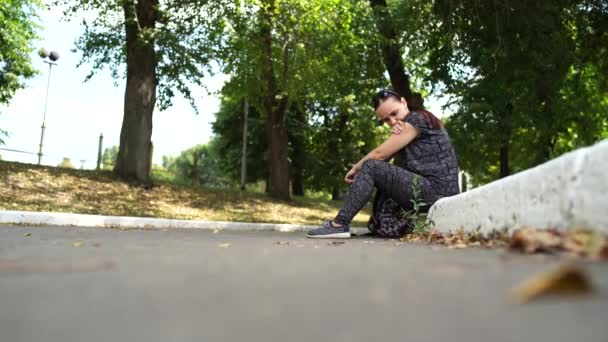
[0, 4, 447, 170]
[0, 6, 228, 169]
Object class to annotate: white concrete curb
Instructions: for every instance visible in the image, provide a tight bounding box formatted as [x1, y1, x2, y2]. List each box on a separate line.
[429, 139, 608, 234]
[0, 210, 370, 234]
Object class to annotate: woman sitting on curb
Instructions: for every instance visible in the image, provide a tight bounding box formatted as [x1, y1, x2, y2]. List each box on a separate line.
[307, 89, 460, 239]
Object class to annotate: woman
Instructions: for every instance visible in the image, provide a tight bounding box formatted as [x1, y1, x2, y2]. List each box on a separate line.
[307, 89, 460, 239]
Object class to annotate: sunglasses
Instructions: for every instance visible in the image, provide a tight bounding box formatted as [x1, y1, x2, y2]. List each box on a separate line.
[371, 89, 401, 110]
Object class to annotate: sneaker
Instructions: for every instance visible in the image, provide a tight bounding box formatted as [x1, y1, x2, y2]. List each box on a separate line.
[307, 220, 351, 239]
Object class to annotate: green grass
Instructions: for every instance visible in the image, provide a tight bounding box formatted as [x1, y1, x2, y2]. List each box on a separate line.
[0, 161, 370, 226]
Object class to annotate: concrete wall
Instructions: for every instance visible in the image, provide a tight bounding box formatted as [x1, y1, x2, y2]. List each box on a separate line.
[428, 139, 608, 234]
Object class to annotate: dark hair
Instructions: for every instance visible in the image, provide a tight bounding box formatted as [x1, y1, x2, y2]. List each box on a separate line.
[372, 89, 443, 129]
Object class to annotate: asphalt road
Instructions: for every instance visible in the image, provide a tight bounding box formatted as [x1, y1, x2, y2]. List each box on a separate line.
[1, 225, 607, 342]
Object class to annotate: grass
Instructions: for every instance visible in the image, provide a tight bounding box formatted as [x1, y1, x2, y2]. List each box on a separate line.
[0, 161, 370, 226]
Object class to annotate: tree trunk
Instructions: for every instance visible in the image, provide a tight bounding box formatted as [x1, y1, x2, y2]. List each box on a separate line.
[260, 0, 290, 200]
[499, 143, 509, 178]
[115, 0, 158, 184]
[369, 0, 423, 109]
[289, 105, 306, 197]
[331, 187, 343, 201]
[498, 105, 512, 179]
[292, 174, 304, 196]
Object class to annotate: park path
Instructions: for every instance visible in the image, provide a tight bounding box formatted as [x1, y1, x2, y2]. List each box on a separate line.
[1, 225, 607, 342]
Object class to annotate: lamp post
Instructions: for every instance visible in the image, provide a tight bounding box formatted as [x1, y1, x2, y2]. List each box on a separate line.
[37, 48, 60, 165]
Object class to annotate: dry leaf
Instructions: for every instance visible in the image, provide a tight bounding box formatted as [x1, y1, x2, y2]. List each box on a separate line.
[510, 228, 563, 253]
[23, 233, 32, 237]
[218, 243, 231, 248]
[448, 243, 468, 249]
[427, 229, 445, 244]
[511, 264, 593, 303]
[275, 241, 292, 245]
[72, 241, 85, 247]
[509, 228, 608, 260]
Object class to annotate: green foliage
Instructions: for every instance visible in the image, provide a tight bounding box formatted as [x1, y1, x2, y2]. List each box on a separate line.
[163, 142, 227, 187]
[214, 0, 387, 195]
[304, 96, 386, 196]
[55, 0, 228, 112]
[404, 175, 433, 234]
[58, 157, 74, 169]
[0, 129, 7, 146]
[428, 0, 608, 184]
[0, 0, 41, 104]
[101, 145, 118, 170]
[211, 90, 268, 184]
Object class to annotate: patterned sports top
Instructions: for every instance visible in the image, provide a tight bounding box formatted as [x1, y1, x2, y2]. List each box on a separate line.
[394, 110, 460, 198]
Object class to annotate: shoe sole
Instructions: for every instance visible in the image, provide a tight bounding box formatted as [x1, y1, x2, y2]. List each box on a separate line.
[306, 232, 351, 239]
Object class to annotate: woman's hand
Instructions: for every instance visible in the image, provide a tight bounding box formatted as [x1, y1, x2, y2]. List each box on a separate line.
[391, 121, 405, 135]
[344, 168, 358, 185]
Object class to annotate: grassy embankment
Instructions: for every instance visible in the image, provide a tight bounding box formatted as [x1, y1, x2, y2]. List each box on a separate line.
[0, 161, 370, 226]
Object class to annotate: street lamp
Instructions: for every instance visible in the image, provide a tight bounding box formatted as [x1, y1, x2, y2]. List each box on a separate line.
[37, 48, 60, 165]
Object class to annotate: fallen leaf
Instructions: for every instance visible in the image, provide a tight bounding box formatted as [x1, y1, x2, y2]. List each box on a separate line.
[511, 264, 593, 303]
[275, 241, 292, 245]
[448, 243, 468, 249]
[427, 229, 445, 244]
[72, 241, 85, 247]
[24, 233, 32, 237]
[218, 243, 231, 248]
[510, 228, 563, 254]
[563, 229, 606, 259]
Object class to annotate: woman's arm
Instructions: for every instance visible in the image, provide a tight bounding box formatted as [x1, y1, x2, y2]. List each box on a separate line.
[344, 122, 420, 184]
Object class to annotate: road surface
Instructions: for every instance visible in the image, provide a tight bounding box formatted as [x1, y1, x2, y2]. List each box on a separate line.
[1, 225, 607, 342]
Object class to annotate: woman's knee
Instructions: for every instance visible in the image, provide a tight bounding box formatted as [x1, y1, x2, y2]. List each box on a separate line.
[360, 159, 384, 173]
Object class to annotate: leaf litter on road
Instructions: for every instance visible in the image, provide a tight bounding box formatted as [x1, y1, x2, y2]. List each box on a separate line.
[509, 227, 608, 261]
[398, 227, 607, 261]
[275, 241, 293, 246]
[511, 263, 594, 303]
[328, 241, 345, 246]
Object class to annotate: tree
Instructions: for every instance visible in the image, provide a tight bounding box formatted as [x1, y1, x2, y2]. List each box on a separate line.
[367, 0, 431, 108]
[304, 96, 386, 200]
[164, 143, 224, 186]
[211, 89, 269, 186]
[0, 0, 40, 105]
[102, 145, 118, 170]
[56, 0, 228, 184]
[428, 0, 608, 184]
[220, 0, 386, 200]
[58, 157, 74, 168]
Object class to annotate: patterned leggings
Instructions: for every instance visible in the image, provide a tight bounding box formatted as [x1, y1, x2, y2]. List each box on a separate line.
[334, 159, 432, 227]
